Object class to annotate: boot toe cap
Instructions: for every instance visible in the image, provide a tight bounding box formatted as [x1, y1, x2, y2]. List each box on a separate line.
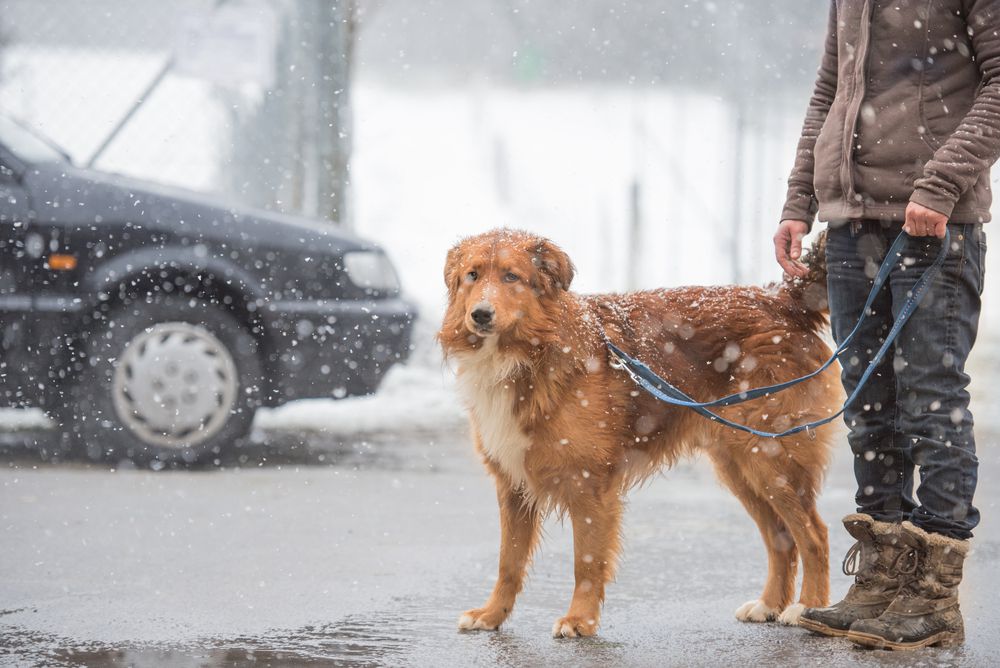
[799, 606, 852, 634]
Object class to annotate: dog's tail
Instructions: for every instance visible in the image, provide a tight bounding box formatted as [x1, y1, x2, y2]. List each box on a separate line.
[776, 229, 828, 332]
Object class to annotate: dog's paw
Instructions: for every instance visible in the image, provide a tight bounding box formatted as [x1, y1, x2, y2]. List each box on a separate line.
[551, 615, 599, 638]
[457, 607, 506, 632]
[734, 599, 779, 623]
[777, 603, 807, 626]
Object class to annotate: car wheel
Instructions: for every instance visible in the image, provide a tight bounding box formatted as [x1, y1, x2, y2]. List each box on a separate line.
[60, 295, 263, 466]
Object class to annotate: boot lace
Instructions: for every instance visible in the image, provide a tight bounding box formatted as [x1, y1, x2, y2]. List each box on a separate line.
[842, 540, 862, 577]
[889, 547, 920, 577]
[887, 546, 921, 596]
[842, 539, 918, 585]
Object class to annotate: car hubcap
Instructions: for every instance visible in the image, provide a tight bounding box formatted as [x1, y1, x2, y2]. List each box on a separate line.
[112, 322, 238, 449]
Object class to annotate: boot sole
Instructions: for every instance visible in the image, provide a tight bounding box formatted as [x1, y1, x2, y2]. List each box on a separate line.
[798, 617, 850, 638]
[846, 629, 964, 650]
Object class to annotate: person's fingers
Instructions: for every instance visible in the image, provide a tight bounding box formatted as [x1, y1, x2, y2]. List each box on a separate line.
[787, 262, 808, 277]
[790, 231, 804, 260]
[905, 203, 949, 238]
[774, 234, 806, 276]
[774, 229, 793, 271]
[907, 208, 929, 236]
[934, 219, 948, 238]
[928, 211, 948, 238]
[775, 223, 810, 277]
[776, 241, 798, 276]
[774, 229, 789, 263]
[921, 213, 935, 237]
[903, 205, 916, 235]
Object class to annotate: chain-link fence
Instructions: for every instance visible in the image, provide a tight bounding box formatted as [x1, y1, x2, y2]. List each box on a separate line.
[0, 0, 352, 225]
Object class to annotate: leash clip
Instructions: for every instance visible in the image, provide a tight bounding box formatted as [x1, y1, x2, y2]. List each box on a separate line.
[607, 349, 640, 384]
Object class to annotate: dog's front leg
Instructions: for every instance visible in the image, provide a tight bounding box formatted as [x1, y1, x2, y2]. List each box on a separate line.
[553, 488, 623, 638]
[458, 480, 541, 631]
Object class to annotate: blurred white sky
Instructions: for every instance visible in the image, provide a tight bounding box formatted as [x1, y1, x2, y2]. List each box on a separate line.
[0, 4, 995, 331]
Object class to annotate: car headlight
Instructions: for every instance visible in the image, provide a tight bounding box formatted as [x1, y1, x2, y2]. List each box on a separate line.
[343, 250, 400, 292]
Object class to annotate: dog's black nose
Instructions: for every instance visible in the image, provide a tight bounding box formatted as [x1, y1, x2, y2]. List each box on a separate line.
[471, 307, 494, 326]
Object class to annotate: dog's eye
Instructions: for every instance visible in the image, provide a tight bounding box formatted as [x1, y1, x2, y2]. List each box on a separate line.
[465, 270, 478, 282]
[502, 272, 520, 283]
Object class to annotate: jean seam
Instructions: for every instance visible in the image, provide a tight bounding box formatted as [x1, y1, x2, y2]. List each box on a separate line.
[977, 226, 987, 296]
[950, 232, 974, 518]
[911, 229, 966, 534]
[944, 230, 967, 361]
[885, 225, 905, 517]
[890, 391, 902, 518]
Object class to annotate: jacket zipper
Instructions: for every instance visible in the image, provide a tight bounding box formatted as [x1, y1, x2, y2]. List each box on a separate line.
[840, 0, 875, 212]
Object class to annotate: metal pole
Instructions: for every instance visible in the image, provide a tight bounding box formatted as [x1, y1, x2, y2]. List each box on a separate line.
[628, 179, 642, 290]
[316, 0, 352, 226]
[732, 97, 746, 284]
[627, 94, 645, 291]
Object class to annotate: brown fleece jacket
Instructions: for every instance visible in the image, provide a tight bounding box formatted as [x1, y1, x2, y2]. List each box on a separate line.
[783, 0, 1000, 226]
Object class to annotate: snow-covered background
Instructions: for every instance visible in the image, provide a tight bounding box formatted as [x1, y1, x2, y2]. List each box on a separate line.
[269, 81, 1000, 433]
[1, 20, 997, 435]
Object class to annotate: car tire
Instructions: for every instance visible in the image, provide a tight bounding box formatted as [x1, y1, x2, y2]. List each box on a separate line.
[57, 294, 263, 467]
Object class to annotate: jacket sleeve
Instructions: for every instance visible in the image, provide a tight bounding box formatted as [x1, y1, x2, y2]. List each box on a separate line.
[911, 0, 1000, 218]
[780, 0, 839, 225]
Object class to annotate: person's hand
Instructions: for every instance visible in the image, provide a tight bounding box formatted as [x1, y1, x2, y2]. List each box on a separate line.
[774, 219, 810, 278]
[903, 202, 948, 238]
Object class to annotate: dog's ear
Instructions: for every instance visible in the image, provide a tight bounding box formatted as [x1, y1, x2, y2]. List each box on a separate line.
[444, 243, 464, 296]
[532, 237, 575, 292]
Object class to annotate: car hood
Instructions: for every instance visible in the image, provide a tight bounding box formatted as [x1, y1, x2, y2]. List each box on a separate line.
[22, 162, 374, 255]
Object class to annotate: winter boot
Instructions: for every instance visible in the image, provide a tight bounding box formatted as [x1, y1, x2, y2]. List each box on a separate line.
[847, 521, 969, 650]
[798, 514, 907, 637]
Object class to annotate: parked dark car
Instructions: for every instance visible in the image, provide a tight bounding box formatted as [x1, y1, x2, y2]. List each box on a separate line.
[0, 116, 416, 464]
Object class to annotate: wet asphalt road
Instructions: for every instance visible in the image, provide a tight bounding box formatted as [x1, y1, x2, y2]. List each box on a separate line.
[2, 343, 999, 667]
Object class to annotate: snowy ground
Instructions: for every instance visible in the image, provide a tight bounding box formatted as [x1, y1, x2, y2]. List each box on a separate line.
[1, 343, 998, 666]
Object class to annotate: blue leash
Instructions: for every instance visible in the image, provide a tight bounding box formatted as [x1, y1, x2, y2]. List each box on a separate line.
[605, 230, 951, 439]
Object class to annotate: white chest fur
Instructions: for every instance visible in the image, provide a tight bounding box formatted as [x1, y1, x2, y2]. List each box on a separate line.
[454, 338, 532, 487]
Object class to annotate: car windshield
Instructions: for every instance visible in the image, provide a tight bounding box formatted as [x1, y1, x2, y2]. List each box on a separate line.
[0, 116, 68, 164]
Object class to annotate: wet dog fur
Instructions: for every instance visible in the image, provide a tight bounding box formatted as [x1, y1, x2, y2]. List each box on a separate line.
[438, 228, 841, 637]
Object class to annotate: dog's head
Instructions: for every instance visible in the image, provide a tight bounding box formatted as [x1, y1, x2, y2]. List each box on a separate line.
[438, 229, 575, 354]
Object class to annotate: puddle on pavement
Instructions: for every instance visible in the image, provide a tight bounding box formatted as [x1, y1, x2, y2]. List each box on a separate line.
[3, 621, 977, 668]
[3, 614, 421, 667]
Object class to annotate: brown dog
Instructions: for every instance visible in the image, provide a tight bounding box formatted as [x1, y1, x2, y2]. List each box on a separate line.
[439, 228, 841, 637]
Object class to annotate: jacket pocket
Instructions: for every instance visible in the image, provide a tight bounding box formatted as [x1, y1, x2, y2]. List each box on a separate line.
[919, 58, 978, 150]
[920, 91, 957, 151]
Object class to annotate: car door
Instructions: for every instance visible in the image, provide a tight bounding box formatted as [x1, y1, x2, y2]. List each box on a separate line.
[0, 150, 35, 406]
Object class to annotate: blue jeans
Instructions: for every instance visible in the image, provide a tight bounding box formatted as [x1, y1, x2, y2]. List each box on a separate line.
[825, 220, 987, 540]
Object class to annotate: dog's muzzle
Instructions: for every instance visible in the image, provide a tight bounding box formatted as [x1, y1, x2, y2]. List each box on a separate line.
[468, 302, 495, 334]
